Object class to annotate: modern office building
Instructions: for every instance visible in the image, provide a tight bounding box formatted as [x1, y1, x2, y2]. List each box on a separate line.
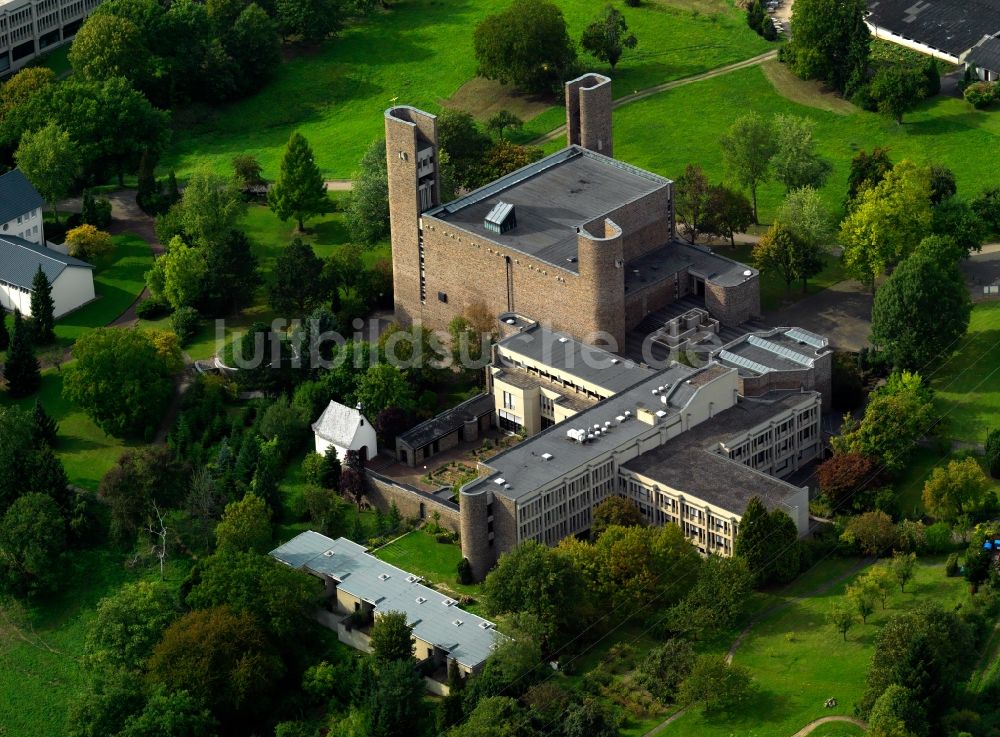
[0, 0, 100, 75]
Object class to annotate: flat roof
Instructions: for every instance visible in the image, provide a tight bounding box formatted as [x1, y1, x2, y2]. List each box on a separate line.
[429, 146, 670, 273]
[625, 242, 757, 294]
[622, 393, 813, 517]
[397, 393, 495, 450]
[270, 533, 501, 669]
[497, 323, 654, 395]
[867, 0, 1000, 56]
[464, 363, 738, 503]
[715, 328, 829, 377]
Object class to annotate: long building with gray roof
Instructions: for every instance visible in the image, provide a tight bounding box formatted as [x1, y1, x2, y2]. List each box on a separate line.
[271, 532, 501, 677]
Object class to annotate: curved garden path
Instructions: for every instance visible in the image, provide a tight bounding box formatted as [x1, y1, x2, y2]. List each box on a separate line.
[642, 557, 873, 737]
[790, 716, 867, 737]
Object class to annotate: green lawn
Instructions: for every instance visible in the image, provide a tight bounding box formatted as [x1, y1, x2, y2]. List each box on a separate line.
[373, 529, 481, 597]
[659, 557, 970, 737]
[714, 242, 848, 311]
[576, 64, 1000, 225]
[933, 302, 1000, 445]
[0, 551, 191, 737]
[53, 233, 153, 346]
[0, 368, 135, 491]
[162, 0, 772, 180]
[30, 44, 72, 77]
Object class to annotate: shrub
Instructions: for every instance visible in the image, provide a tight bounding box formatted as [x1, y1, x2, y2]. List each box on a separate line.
[302, 452, 324, 486]
[924, 521, 953, 553]
[457, 557, 473, 585]
[964, 81, 998, 108]
[81, 190, 113, 228]
[170, 306, 201, 345]
[985, 429, 1000, 478]
[945, 553, 960, 577]
[135, 296, 172, 320]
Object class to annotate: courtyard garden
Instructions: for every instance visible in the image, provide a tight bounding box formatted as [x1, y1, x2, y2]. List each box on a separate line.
[373, 528, 482, 598]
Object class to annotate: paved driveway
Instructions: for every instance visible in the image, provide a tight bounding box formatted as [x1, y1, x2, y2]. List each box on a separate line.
[765, 279, 873, 352]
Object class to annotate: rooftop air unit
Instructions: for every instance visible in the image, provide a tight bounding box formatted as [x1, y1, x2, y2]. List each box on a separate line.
[541, 452, 553, 461]
[484, 201, 516, 234]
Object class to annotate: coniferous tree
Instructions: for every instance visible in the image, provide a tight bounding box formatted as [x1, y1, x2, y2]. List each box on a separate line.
[29, 267, 55, 345]
[166, 171, 181, 205]
[136, 149, 160, 214]
[268, 132, 329, 231]
[5, 311, 41, 398]
[0, 306, 8, 352]
[733, 496, 771, 585]
[31, 400, 58, 448]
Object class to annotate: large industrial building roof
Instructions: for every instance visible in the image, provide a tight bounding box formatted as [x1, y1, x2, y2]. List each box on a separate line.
[867, 0, 1000, 56]
[622, 393, 812, 517]
[270, 533, 501, 669]
[428, 146, 670, 273]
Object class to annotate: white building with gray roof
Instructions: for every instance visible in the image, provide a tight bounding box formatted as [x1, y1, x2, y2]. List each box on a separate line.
[270, 532, 502, 688]
[0, 233, 94, 317]
[0, 169, 44, 246]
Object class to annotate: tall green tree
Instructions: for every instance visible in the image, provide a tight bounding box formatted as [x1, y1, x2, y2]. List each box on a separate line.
[702, 184, 754, 245]
[29, 267, 56, 345]
[83, 580, 178, 674]
[847, 147, 893, 201]
[733, 496, 799, 585]
[64, 327, 179, 438]
[839, 160, 933, 289]
[787, 0, 869, 95]
[580, 6, 637, 71]
[870, 64, 926, 124]
[268, 131, 329, 231]
[276, 0, 341, 45]
[771, 114, 832, 191]
[0, 306, 8, 352]
[269, 238, 327, 317]
[922, 457, 991, 522]
[719, 112, 776, 223]
[370, 610, 415, 665]
[354, 363, 417, 416]
[678, 655, 756, 715]
[4, 311, 41, 399]
[871, 244, 970, 371]
[777, 186, 833, 250]
[214, 493, 272, 554]
[347, 137, 389, 244]
[0, 492, 66, 597]
[31, 399, 58, 448]
[15, 123, 80, 225]
[675, 163, 712, 244]
[68, 12, 153, 90]
[753, 221, 824, 293]
[174, 169, 246, 248]
[473, 0, 577, 94]
[485, 110, 524, 140]
[200, 230, 261, 316]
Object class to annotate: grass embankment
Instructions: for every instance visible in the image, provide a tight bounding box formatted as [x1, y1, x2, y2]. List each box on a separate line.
[162, 0, 772, 179]
[933, 302, 1000, 445]
[0, 553, 191, 737]
[576, 64, 1000, 225]
[660, 556, 969, 737]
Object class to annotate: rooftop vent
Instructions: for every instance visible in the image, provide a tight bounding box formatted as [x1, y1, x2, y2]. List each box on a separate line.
[541, 452, 553, 460]
[323, 550, 335, 557]
[378, 573, 390, 581]
[558, 337, 569, 343]
[452, 619, 464, 627]
[442, 598, 456, 607]
[504, 318, 516, 325]
[406, 575, 419, 583]
[656, 410, 667, 418]
[494, 477, 506, 485]
[479, 622, 494, 630]
[484, 201, 516, 234]
[416, 596, 428, 604]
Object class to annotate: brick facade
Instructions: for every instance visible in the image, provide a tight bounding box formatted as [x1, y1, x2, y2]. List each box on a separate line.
[566, 73, 613, 157]
[366, 471, 461, 534]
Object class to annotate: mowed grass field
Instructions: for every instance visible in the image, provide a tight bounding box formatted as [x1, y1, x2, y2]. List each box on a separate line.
[373, 529, 482, 597]
[574, 64, 1000, 224]
[934, 302, 1000, 445]
[162, 0, 773, 179]
[660, 556, 970, 737]
[0, 553, 192, 737]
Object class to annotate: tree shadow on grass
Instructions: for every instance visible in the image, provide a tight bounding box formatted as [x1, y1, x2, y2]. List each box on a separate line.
[700, 687, 789, 728]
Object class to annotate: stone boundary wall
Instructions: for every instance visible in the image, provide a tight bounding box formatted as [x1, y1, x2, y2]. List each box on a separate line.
[366, 470, 462, 534]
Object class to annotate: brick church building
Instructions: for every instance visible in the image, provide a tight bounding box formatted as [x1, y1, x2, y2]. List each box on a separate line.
[384, 72, 762, 349]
